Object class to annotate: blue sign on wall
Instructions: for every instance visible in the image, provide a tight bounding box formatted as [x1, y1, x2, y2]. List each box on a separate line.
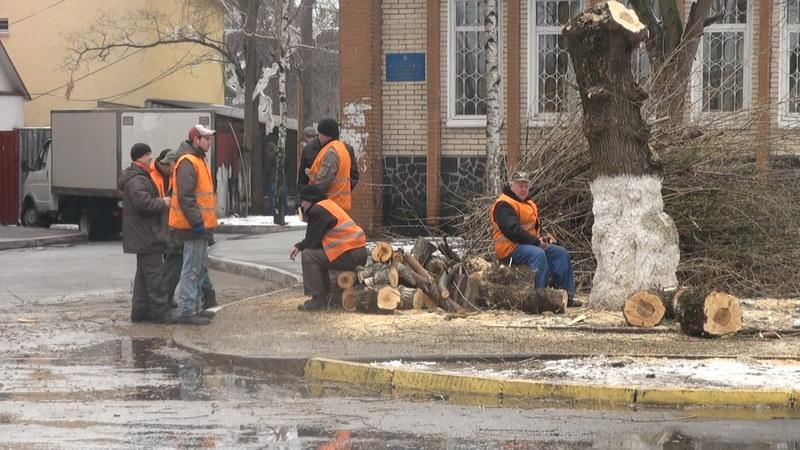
[386, 53, 426, 82]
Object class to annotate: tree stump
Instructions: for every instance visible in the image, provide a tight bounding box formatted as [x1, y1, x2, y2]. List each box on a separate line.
[563, 2, 680, 311]
[677, 290, 742, 337]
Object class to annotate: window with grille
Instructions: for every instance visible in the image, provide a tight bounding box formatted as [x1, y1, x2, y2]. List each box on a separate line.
[695, 0, 751, 115]
[780, 0, 800, 126]
[448, 0, 491, 126]
[621, 1, 659, 89]
[529, 0, 582, 123]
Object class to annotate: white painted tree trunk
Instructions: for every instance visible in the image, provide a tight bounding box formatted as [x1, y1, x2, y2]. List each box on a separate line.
[275, 0, 290, 225]
[484, 0, 503, 195]
[589, 175, 680, 310]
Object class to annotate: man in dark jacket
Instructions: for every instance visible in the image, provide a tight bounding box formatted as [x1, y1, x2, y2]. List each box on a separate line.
[117, 143, 174, 323]
[490, 171, 582, 307]
[169, 125, 218, 325]
[297, 125, 359, 194]
[290, 185, 367, 311]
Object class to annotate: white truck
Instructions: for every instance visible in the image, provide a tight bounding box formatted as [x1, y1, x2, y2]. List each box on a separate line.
[21, 109, 214, 240]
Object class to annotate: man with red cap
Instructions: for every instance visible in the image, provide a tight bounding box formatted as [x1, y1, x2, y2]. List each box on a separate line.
[168, 124, 218, 325]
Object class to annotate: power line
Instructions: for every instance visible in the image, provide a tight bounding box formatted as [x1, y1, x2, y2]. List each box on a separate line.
[11, 0, 66, 25]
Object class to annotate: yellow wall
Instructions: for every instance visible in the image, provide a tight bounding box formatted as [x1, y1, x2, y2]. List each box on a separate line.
[0, 0, 224, 126]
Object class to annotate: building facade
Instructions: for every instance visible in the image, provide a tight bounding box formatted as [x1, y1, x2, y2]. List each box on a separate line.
[341, 0, 795, 232]
[0, 0, 224, 127]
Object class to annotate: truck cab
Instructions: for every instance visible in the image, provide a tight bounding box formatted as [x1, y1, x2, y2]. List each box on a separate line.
[21, 138, 56, 227]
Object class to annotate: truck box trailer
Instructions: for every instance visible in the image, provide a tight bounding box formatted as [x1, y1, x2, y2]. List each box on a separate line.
[21, 109, 214, 239]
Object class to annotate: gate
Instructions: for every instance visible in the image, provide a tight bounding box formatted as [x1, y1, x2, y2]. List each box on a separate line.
[0, 130, 19, 224]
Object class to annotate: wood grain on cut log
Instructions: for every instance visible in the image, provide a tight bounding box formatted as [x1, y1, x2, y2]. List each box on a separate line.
[410, 237, 437, 267]
[623, 291, 666, 327]
[371, 242, 394, 263]
[341, 288, 357, 312]
[377, 286, 401, 311]
[336, 271, 356, 289]
[677, 290, 742, 337]
[412, 288, 438, 310]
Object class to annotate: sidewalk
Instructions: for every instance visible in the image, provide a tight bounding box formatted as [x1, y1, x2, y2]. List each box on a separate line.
[176, 227, 800, 410]
[0, 225, 84, 250]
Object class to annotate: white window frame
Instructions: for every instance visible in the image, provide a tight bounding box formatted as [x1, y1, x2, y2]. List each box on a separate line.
[527, 0, 584, 127]
[447, 0, 502, 127]
[779, 0, 800, 128]
[690, 1, 753, 126]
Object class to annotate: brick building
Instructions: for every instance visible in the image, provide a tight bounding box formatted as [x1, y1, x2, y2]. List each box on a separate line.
[341, 0, 794, 233]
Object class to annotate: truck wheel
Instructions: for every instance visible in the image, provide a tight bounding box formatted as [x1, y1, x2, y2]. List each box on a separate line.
[22, 204, 41, 227]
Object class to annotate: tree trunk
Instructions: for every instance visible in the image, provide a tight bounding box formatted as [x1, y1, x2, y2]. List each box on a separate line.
[480, 282, 567, 315]
[298, 0, 316, 128]
[484, 0, 503, 195]
[677, 290, 742, 337]
[241, 0, 262, 216]
[564, 2, 680, 311]
[274, 0, 291, 226]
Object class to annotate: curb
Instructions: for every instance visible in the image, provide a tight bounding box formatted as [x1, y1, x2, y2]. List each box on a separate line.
[304, 358, 798, 410]
[0, 233, 85, 251]
[207, 255, 301, 286]
[215, 224, 306, 235]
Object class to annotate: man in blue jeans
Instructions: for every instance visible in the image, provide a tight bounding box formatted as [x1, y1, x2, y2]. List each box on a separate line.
[490, 171, 582, 307]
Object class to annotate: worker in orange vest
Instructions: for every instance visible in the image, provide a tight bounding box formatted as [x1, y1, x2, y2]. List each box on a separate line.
[307, 118, 353, 211]
[168, 124, 219, 325]
[490, 171, 582, 307]
[290, 185, 367, 311]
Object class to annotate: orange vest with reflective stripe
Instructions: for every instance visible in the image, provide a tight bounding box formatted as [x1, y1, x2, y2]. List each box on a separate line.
[309, 140, 351, 211]
[168, 154, 218, 229]
[490, 193, 541, 259]
[317, 199, 366, 262]
[148, 163, 167, 198]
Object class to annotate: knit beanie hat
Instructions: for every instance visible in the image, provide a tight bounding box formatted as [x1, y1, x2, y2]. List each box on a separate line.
[130, 143, 152, 161]
[317, 118, 340, 139]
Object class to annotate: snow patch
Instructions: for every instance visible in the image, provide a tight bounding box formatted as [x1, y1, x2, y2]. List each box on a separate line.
[218, 215, 306, 227]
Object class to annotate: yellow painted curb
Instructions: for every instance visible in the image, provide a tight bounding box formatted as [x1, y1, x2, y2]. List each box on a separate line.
[303, 358, 798, 410]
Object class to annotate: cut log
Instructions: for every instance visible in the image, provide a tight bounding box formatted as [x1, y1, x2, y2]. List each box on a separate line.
[396, 286, 416, 310]
[412, 288, 438, 310]
[425, 257, 449, 278]
[677, 290, 742, 337]
[480, 281, 566, 314]
[357, 262, 389, 283]
[392, 249, 405, 264]
[623, 291, 666, 328]
[410, 237, 437, 266]
[336, 271, 357, 289]
[363, 266, 399, 288]
[476, 264, 537, 285]
[466, 256, 492, 274]
[393, 262, 418, 288]
[352, 286, 387, 314]
[328, 272, 343, 307]
[371, 241, 394, 263]
[341, 288, 357, 312]
[377, 286, 401, 311]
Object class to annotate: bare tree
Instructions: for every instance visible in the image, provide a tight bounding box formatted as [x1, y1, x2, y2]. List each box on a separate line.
[484, 0, 503, 195]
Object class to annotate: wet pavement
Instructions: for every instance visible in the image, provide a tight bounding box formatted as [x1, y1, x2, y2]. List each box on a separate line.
[1, 241, 800, 448]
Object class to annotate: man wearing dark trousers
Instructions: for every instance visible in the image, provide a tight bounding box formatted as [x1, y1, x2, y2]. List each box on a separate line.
[290, 185, 367, 311]
[117, 143, 174, 323]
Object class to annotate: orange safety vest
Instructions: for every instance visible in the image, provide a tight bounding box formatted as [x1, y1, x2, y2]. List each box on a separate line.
[148, 163, 167, 198]
[316, 199, 366, 262]
[168, 154, 218, 229]
[490, 192, 541, 259]
[309, 140, 351, 211]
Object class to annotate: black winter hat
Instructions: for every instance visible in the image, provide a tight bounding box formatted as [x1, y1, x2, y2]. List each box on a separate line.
[130, 143, 152, 161]
[317, 118, 340, 139]
[299, 185, 327, 203]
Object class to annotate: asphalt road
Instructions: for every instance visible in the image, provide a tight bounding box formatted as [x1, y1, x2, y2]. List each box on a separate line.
[0, 241, 798, 448]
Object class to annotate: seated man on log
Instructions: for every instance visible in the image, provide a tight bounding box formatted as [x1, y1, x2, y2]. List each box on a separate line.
[490, 171, 582, 307]
[290, 185, 368, 311]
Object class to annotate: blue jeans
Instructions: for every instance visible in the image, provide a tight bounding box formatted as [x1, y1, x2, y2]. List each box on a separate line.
[510, 244, 575, 298]
[179, 238, 208, 318]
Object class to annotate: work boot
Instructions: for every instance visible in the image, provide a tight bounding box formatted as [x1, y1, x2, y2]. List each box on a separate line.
[197, 309, 216, 319]
[177, 315, 211, 326]
[567, 298, 584, 308]
[151, 312, 178, 324]
[297, 296, 327, 312]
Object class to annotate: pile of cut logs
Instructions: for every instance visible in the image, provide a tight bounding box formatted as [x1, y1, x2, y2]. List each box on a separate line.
[329, 238, 568, 316]
[623, 288, 743, 338]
